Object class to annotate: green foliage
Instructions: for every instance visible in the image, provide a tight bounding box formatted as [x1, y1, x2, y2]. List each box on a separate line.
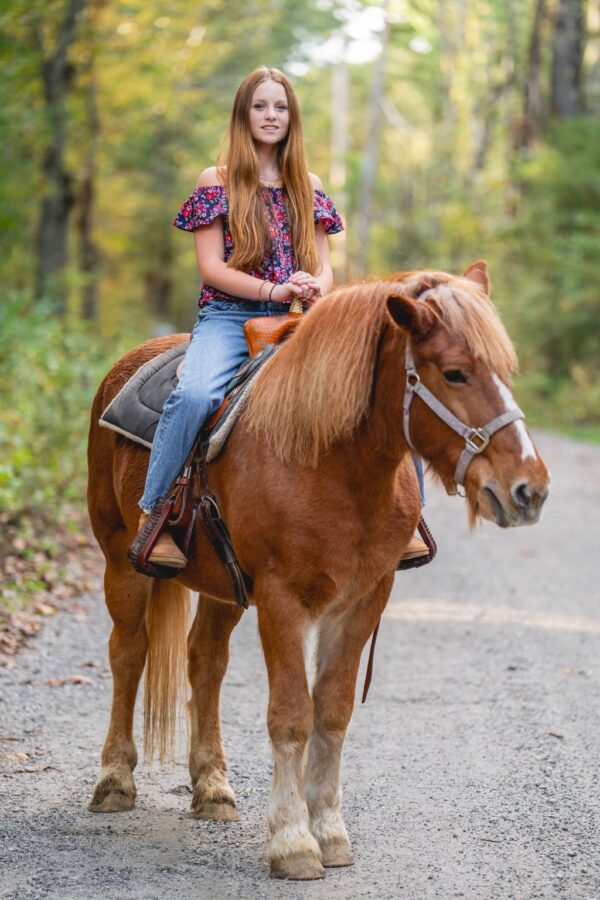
[498, 119, 600, 428]
[0, 0, 598, 437]
[0, 292, 123, 518]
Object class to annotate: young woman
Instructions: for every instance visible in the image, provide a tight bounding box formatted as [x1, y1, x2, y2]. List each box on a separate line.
[134, 66, 427, 568]
[133, 67, 341, 567]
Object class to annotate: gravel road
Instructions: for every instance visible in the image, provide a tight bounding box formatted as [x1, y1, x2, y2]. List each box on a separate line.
[1, 431, 599, 899]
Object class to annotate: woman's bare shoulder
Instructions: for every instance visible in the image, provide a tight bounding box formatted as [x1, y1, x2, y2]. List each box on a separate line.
[196, 166, 226, 188]
[308, 172, 324, 191]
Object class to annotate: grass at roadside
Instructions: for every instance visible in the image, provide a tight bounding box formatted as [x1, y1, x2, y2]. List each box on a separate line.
[0, 292, 127, 626]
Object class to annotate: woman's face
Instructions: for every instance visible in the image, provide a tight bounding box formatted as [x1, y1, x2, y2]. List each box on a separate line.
[248, 79, 290, 146]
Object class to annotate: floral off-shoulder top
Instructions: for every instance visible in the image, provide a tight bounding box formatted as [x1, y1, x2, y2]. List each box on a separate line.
[173, 184, 344, 306]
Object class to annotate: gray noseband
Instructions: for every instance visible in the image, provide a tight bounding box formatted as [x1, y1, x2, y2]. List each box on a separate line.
[402, 290, 525, 492]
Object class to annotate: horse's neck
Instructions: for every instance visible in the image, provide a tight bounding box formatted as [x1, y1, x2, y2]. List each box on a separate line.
[324, 326, 410, 502]
[359, 325, 409, 465]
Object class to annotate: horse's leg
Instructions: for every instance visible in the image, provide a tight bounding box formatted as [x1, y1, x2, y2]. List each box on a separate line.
[257, 582, 324, 880]
[188, 595, 243, 821]
[305, 574, 394, 866]
[89, 532, 151, 812]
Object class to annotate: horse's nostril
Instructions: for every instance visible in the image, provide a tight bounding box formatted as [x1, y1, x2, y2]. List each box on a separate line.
[512, 481, 531, 509]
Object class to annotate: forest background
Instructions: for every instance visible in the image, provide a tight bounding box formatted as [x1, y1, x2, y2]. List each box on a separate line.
[0, 0, 598, 609]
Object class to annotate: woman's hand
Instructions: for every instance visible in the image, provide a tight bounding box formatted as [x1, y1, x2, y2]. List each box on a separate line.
[271, 280, 321, 305]
[288, 270, 322, 306]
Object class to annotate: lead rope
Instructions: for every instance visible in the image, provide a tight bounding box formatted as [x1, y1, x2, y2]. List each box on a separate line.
[361, 622, 380, 704]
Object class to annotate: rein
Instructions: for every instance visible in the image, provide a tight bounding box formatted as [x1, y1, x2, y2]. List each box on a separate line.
[402, 291, 525, 494]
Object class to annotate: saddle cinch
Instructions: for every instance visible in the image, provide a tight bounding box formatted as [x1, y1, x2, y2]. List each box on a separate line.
[101, 301, 304, 587]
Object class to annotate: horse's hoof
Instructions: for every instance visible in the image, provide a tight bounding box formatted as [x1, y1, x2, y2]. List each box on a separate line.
[88, 790, 135, 813]
[192, 800, 240, 822]
[320, 839, 354, 868]
[270, 853, 325, 880]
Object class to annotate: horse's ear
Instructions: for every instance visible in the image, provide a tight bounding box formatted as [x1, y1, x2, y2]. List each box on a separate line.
[462, 260, 490, 294]
[387, 295, 435, 337]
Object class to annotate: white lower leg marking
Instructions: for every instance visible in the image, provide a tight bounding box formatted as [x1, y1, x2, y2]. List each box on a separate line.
[304, 608, 352, 846]
[492, 374, 537, 461]
[305, 729, 348, 845]
[269, 743, 321, 860]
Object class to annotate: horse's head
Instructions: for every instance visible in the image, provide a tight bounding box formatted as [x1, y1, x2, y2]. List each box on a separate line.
[387, 262, 550, 527]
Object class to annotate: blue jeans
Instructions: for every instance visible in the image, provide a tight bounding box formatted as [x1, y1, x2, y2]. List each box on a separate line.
[139, 299, 291, 511]
[140, 298, 427, 511]
[414, 454, 425, 508]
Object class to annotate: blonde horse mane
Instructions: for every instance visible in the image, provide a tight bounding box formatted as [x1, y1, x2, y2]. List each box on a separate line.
[246, 272, 517, 467]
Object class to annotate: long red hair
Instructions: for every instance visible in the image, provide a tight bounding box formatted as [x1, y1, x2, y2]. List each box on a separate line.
[217, 67, 320, 276]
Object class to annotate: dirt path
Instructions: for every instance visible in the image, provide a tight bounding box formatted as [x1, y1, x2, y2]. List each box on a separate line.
[1, 431, 599, 899]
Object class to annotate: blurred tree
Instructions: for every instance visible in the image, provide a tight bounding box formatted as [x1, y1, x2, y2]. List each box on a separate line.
[0, 0, 598, 432]
[355, 7, 389, 277]
[551, 0, 586, 116]
[76, 0, 103, 321]
[521, 0, 547, 148]
[32, 0, 88, 308]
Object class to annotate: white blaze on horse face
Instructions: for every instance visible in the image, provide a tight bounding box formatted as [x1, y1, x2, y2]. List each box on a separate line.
[492, 374, 537, 461]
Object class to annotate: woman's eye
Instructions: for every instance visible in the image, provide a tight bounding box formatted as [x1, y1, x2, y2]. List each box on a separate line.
[443, 369, 467, 384]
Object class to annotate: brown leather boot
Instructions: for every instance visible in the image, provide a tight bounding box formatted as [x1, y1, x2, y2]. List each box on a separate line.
[137, 514, 187, 569]
[401, 535, 429, 562]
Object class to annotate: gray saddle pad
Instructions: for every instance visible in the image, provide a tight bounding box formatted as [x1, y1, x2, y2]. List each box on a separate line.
[98, 341, 277, 462]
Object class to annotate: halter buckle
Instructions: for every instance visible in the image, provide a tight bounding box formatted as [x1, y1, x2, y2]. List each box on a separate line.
[466, 428, 489, 453]
[406, 371, 420, 386]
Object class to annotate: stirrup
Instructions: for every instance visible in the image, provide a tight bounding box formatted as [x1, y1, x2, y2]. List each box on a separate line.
[396, 516, 437, 571]
[128, 497, 186, 579]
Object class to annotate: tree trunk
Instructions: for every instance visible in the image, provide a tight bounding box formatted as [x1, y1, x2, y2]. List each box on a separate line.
[34, 0, 87, 307]
[551, 0, 586, 117]
[329, 57, 348, 283]
[143, 122, 176, 325]
[355, 14, 390, 278]
[521, 0, 547, 148]
[78, 6, 101, 321]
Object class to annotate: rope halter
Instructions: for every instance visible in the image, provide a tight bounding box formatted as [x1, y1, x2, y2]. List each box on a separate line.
[401, 290, 525, 493]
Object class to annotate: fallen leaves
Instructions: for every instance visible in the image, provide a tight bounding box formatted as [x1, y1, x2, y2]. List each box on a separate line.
[0, 751, 31, 762]
[67, 674, 93, 685]
[169, 784, 193, 796]
[0, 506, 103, 666]
[0, 615, 42, 667]
[34, 602, 57, 617]
[44, 674, 93, 687]
[0, 745, 59, 773]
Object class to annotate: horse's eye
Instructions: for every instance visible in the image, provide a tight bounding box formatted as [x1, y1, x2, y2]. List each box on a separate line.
[443, 369, 467, 384]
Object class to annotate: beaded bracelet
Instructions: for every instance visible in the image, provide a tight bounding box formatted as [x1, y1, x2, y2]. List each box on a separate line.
[258, 280, 268, 300]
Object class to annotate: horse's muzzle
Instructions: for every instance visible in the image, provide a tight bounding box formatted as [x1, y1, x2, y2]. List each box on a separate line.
[483, 478, 550, 527]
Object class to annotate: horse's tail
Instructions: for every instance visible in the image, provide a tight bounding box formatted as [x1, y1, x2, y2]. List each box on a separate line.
[144, 579, 190, 763]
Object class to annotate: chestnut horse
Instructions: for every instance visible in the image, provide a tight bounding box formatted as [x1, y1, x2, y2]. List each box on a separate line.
[86, 263, 549, 880]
